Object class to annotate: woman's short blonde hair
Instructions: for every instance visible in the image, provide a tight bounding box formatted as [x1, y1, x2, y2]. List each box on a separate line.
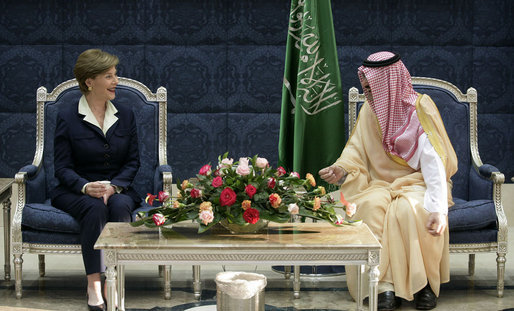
[73, 49, 119, 94]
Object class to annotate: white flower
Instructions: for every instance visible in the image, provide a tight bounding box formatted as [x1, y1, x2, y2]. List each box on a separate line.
[288, 203, 299, 215]
[255, 157, 269, 169]
[345, 203, 357, 217]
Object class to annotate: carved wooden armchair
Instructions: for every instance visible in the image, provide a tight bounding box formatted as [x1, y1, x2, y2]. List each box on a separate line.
[11, 78, 172, 298]
[348, 77, 507, 297]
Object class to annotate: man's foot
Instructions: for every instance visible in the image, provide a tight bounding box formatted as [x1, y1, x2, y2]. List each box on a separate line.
[415, 284, 437, 310]
[378, 291, 402, 310]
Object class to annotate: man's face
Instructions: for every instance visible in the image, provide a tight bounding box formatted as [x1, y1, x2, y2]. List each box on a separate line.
[361, 76, 373, 103]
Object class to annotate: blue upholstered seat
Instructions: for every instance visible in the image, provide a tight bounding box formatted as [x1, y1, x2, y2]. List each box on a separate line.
[11, 78, 171, 299]
[349, 77, 507, 298]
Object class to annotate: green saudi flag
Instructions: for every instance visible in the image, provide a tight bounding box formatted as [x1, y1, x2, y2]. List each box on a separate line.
[278, 0, 346, 189]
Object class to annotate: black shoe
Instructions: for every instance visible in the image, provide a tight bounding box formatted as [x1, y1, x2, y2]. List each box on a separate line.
[415, 284, 437, 310]
[87, 302, 105, 311]
[87, 294, 106, 311]
[378, 291, 401, 311]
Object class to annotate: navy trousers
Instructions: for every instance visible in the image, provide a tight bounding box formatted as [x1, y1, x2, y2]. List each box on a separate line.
[52, 193, 136, 275]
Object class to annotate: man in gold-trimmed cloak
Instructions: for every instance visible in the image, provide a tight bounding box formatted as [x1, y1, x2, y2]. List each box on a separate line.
[320, 51, 458, 310]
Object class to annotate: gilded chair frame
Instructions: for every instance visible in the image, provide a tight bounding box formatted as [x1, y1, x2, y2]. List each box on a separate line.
[348, 76, 507, 297]
[11, 77, 171, 298]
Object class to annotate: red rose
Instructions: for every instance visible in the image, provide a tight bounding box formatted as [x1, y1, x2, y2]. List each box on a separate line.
[245, 184, 257, 199]
[211, 176, 223, 188]
[220, 187, 237, 206]
[269, 193, 282, 208]
[199, 164, 211, 176]
[243, 208, 260, 224]
[158, 191, 169, 202]
[267, 177, 276, 189]
[152, 213, 166, 226]
[276, 166, 286, 176]
[190, 188, 202, 198]
[146, 193, 157, 206]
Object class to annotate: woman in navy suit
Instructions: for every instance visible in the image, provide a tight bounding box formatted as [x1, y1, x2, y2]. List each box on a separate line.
[51, 49, 140, 311]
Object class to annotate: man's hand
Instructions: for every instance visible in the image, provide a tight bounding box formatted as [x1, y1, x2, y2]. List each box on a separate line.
[426, 212, 447, 236]
[319, 165, 345, 185]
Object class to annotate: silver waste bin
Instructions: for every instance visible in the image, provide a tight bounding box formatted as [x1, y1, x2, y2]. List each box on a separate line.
[215, 271, 267, 311]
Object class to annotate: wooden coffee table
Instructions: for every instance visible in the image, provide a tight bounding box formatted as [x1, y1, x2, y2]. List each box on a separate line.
[95, 222, 381, 311]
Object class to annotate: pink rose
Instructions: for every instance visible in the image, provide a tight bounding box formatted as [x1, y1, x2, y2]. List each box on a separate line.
[220, 187, 237, 206]
[190, 188, 202, 198]
[236, 157, 251, 176]
[255, 157, 269, 169]
[199, 164, 211, 176]
[276, 166, 286, 176]
[245, 184, 257, 199]
[152, 213, 166, 226]
[211, 176, 223, 188]
[290, 172, 300, 178]
[267, 177, 276, 189]
[199, 210, 214, 225]
[219, 157, 233, 169]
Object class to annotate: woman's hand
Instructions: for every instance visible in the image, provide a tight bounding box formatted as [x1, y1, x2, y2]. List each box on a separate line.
[85, 182, 108, 198]
[319, 165, 346, 185]
[85, 181, 115, 204]
[426, 212, 447, 236]
[102, 185, 115, 205]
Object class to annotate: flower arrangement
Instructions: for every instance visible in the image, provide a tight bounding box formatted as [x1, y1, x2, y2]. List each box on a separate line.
[132, 153, 357, 233]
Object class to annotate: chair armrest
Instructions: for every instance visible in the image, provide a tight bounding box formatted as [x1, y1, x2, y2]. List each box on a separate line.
[17, 164, 46, 204]
[19, 164, 38, 178]
[154, 165, 173, 194]
[469, 164, 504, 201]
[478, 164, 501, 179]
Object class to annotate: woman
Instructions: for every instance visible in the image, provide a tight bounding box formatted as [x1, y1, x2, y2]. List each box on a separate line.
[320, 52, 457, 310]
[51, 49, 140, 310]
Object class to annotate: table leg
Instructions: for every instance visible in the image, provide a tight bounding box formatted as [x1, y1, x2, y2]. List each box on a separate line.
[293, 265, 300, 299]
[3, 194, 11, 281]
[284, 266, 291, 279]
[164, 265, 172, 300]
[357, 265, 363, 310]
[368, 264, 379, 311]
[105, 265, 117, 311]
[193, 265, 201, 300]
[117, 265, 125, 311]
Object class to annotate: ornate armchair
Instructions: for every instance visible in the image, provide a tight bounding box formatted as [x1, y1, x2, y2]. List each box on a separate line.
[348, 77, 507, 297]
[11, 78, 172, 298]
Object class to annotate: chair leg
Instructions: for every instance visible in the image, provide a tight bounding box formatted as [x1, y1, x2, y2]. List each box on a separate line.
[14, 254, 23, 299]
[496, 252, 506, 298]
[468, 254, 475, 276]
[38, 254, 45, 277]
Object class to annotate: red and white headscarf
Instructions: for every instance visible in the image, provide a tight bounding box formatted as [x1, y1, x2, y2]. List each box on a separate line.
[358, 51, 423, 162]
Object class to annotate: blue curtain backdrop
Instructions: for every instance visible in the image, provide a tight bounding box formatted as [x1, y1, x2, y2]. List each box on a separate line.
[0, 0, 512, 183]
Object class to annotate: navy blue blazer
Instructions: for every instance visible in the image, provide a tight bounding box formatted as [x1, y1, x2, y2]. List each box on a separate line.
[51, 100, 141, 203]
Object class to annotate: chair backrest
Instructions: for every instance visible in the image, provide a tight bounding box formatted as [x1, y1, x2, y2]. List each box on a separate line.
[32, 78, 167, 201]
[348, 77, 480, 201]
